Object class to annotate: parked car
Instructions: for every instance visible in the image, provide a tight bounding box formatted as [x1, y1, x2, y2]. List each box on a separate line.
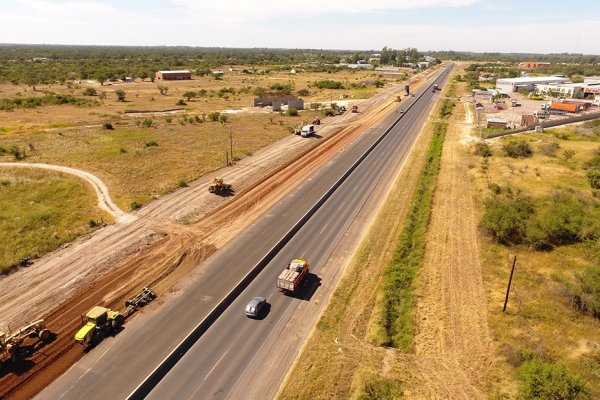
[245, 297, 267, 318]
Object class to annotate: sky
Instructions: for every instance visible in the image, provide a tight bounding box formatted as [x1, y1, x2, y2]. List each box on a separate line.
[1, 0, 599, 54]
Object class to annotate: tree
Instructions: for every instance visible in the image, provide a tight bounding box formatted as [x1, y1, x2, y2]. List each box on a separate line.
[157, 85, 168, 95]
[115, 89, 126, 102]
[183, 91, 196, 101]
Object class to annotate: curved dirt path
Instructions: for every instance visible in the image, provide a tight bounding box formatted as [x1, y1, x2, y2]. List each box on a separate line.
[0, 162, 134, 223]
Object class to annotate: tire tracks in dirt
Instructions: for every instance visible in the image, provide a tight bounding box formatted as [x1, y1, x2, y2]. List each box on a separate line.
[399, 100, 494, 399]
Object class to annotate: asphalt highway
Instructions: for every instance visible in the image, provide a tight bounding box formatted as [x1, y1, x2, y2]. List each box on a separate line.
[37, 65, 452, 400]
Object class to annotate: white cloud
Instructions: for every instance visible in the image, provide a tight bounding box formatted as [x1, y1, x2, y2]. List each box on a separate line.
[171, 0, 480, 25]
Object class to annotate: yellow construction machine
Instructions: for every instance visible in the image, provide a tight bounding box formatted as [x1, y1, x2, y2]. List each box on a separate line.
[75, 287, 156, 347]
[1, 319, 51, 363]
[208, 178, 232, 194]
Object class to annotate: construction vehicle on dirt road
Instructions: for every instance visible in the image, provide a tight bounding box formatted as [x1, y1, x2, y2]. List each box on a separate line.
[1, 319, 51, 363]
[276, 259, 309, 295]
[75, 287, 156, 347]
[208, 178, 232, 195]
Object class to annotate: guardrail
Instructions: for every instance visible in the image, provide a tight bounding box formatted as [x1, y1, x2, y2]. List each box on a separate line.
[126, 66, 452, 400]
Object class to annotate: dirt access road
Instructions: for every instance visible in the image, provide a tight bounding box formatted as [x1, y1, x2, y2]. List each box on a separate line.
[0, 70, 438, 399]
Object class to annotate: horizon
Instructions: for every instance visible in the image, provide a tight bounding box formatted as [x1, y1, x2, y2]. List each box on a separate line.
[2, 0, 599, 54]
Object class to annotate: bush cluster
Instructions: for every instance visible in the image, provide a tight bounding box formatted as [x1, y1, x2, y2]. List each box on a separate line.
[481, 188, 599, 250]
[312, 80, 344, 89]
[503, 140, 532, 158]
[517, 355, 589, 400]
[0, 93, 97, 111]
[475, 142, 492, 157]
[573, 265, 600, 318]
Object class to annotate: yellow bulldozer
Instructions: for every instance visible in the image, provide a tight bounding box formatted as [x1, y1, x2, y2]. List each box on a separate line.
[1, 319, 51, 363]
[208, 178, 232, 194]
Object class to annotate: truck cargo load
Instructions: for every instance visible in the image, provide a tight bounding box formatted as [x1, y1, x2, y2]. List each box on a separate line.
[276, 259, 309, 294]
[550, 101, 580, 113]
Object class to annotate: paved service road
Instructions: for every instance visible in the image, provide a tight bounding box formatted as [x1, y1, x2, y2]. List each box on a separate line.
[37, 66, 452, 400]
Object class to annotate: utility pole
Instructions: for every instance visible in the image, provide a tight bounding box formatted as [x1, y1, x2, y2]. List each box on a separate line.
[503, 256, 517, 313]
[229, 130, 234, 165]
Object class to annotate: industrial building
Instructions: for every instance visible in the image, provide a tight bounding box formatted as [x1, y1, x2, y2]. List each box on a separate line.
[155, 70, 192, 80]
[536, 78, 600, 99]
[495, 76, 569, 93]
[518, 61, 551, 68]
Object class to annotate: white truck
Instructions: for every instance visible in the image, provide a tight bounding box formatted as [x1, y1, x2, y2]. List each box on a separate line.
[300, 124, 315, 138]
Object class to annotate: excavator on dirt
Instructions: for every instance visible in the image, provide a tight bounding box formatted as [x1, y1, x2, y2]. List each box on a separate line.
[75, 287, 156, 347]
[208, 178, 232, 195]
[1, 319, 51, 363]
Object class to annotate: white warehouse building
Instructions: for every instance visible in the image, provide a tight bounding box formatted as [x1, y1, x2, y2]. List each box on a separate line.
[495, 76, 570, 93]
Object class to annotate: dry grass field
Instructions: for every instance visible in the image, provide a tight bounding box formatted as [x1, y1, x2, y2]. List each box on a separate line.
[0, 68, 404, 210]
[472, 125, 600, 398]
[0, 168, 108, 272]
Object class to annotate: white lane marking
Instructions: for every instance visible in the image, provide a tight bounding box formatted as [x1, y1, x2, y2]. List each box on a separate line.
[319, 222, 330, 235]
[203, 347, 231, 382]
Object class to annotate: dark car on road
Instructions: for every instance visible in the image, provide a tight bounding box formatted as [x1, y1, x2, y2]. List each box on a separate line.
[245, 297, 267, 318]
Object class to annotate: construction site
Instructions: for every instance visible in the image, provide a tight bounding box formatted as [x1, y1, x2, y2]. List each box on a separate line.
[0, 65, 438, 398]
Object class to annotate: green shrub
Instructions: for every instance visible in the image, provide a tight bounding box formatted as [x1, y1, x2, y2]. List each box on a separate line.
[115, 89, 126, 102]
[517, 357, 589, 400]
[141, 118, 153, 128]
[208, 111, 221, 121]
[563, 149, 576, 160]
[481, 195, 534, 245]
[144, 140, 158, 147]
[102, 122, 113, 130]
[164, 116, 173, 124]
[587, 169, 600, 189]
[176, 99, 186, 106]
[573, 265, 600, 318]
[323, 109, 335, 117]
[286, 107, 299, 116]
[503, 140, 533, 158]
[583, 155, 600, 170]
[297, 88, 310, 96]
[130, 201, 142, 210]
[83, 87, 97, 96]
[475, 142, 493, 157]
[355, 377, 403, 400]
[177, 179, 188, 188]
[526, 195, 587, 249]
[538, 142, 560, 157]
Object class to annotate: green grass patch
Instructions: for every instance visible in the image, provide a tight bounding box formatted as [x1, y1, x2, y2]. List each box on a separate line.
[0, 168, 109, 273]
[352, 372, 403, 400]
[370, 120, 448, 349]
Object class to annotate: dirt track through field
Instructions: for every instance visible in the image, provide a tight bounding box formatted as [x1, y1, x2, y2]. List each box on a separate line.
[396, 100, 494, 399]
[0, 162, 133, 223]
[0, 71, 435, 399]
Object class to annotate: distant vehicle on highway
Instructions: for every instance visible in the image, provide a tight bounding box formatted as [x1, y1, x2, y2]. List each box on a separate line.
[245, 297, 267, 318]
